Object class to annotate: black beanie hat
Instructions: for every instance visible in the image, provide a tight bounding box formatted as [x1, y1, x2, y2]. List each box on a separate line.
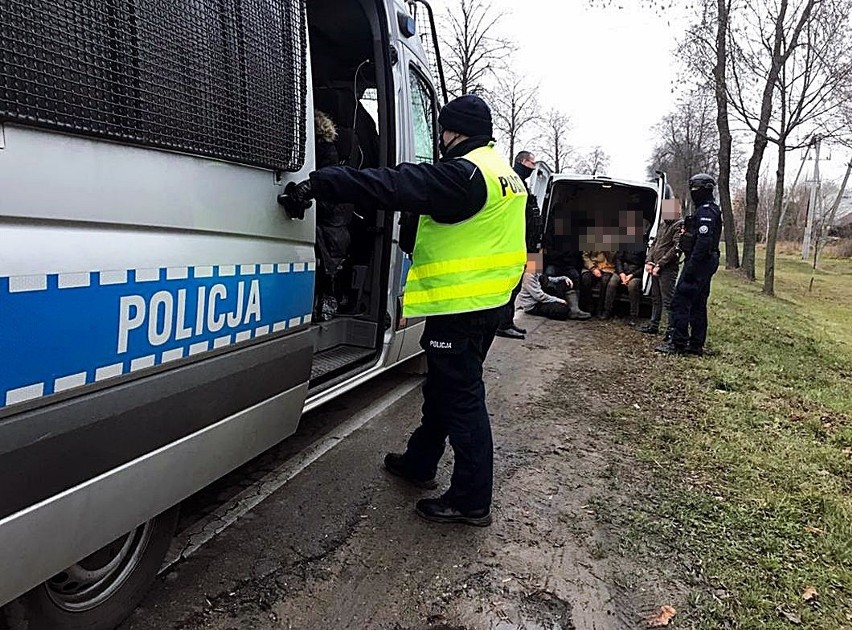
[438, 94, 493, 138]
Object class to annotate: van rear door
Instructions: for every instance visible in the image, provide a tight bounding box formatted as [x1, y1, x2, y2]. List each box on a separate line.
[529, 162, 554, 214]
[643, 172, 669, 294]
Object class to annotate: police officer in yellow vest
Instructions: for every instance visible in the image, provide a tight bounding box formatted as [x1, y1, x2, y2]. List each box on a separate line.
[280, 95, 526, 526]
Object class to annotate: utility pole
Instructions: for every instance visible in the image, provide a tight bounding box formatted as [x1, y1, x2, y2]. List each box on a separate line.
[776, 140, 812, 239]
[802, 136, 822, 260]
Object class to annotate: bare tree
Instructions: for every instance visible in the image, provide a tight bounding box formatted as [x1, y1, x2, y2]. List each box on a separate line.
[647, 86, 719, 207]
[593, 0, 744, 267]
[763, 0, 852, 295]
[725, 0, 822, 281]
[489, 76, 541, 161]
[678, 0, 742, 268]
[714, 0, 740, 269]
[441, 0, 513, 97]
[574, 146, 611, 177]
[536, 109, 572, 173]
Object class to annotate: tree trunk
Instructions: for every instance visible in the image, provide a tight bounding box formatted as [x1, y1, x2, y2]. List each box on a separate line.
[554, 135, 561, 173]
[742, 141, 768, 280]
[741, 0, 791, 281]
[763, 142, 786, 295]
[715, 0, 739, 269]
[508, 99, 516, 162]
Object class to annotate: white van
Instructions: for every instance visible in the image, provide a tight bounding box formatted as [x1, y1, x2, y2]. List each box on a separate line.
[0, 1, 444, 627]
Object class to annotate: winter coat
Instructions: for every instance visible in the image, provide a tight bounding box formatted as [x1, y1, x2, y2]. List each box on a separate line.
[615, 250, 645, 278]
[646, 219, 683, 269]
[582, 251, 616, 274]
[314, 137, 353, 278]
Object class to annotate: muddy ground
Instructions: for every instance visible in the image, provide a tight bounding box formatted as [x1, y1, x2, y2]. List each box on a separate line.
[122, 313, 682, 630]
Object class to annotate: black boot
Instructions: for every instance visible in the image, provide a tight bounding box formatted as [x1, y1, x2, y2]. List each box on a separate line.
[685, 345, 705, 356]
[496, 327, 525, 340]
[383, 453, 438, 489]
[638, 323, 659, 334]
[566, 291, 591, 320]
[655, 341, 686, 355]
[415, 496, 492, 527]
[510, 324, 527, 334]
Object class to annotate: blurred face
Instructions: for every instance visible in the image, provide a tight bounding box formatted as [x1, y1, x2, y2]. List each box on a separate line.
[521, 154, 536, 169]
[661, 198, 682, 221]
[527, 253, 543, 273]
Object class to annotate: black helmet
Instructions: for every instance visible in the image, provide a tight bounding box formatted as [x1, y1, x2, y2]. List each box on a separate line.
[689, 173, 716, 192]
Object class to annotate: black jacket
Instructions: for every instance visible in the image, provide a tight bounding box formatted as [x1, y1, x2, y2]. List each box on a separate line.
[615, 250, 645, 278]
[310, 136, 490, 224]
[514, 162, 542, 253]
[683, 201, 722, 277]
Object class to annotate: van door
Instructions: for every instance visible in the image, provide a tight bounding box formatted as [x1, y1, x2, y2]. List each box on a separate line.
[529, 162, 553, 217]
[389, 9, 441, 361]
[643, 172, 669, 294]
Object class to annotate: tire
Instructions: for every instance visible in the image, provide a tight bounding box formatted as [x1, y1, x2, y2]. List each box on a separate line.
[2, 506, 179, 630]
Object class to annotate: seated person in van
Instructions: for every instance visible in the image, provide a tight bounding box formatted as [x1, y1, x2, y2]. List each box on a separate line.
[581, 251, 616, 318]
[518, 255, 591, 321]
[606, 249, 645, 324]
[313, 110, 354, 321]
[543, 250, 584, 290]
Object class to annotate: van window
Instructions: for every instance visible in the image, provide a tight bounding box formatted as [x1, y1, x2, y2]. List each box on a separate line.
[408, 66, 437, 164]
[0, 1, 308, 172]
[360, 88, 380, 128]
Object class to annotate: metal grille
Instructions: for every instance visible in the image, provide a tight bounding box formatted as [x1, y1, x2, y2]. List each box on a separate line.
[0, 0, 308, 172]
[406, 0, 446, 106]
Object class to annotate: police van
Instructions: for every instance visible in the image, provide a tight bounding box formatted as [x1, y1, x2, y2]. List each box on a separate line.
[529, 163, 674, 295]
[0, 1, 444, 627]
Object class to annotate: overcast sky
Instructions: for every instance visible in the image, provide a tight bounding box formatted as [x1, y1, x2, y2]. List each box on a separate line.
[429, 0, 691, 181]
[426, 0, 851, 190]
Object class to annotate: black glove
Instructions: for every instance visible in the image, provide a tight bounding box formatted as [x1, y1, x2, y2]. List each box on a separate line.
[277, 180, 314, 220]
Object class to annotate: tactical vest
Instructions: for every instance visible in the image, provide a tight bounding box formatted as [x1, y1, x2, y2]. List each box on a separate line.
[403, 143, 527, 318]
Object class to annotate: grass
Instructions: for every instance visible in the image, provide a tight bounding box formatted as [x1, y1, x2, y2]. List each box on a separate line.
[609, 252, 852, 628]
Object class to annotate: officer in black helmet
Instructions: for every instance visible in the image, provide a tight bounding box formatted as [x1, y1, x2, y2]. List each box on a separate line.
[656, 174, 722, 356]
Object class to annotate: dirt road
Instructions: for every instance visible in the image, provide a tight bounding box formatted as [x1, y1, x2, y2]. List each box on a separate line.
[121, 314, 678, 630]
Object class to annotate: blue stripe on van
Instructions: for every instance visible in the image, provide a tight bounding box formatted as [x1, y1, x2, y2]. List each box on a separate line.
[0, 263, 315, 410]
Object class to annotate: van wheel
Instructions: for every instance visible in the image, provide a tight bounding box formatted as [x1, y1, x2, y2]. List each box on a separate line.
[2, 507, 179, 630]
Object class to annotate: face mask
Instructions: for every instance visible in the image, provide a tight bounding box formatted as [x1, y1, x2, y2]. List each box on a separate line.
[439, 133, 459, 157]
[691, 188, 712, 207]
[515, 163, 534, 180]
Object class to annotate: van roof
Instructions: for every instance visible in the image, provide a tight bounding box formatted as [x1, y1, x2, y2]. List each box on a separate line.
[549, 172, 659, 192]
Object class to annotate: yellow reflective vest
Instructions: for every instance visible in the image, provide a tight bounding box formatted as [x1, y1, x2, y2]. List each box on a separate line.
[403, 143, 527, 318]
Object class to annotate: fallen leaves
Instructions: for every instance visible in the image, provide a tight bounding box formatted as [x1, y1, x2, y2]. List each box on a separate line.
[802, 586, 818, 603]
[777, 607, 802, 625]
[646, 605, 676, 627]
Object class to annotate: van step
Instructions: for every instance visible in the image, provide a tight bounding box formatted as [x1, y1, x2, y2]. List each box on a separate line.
[311, 345, 375, 381]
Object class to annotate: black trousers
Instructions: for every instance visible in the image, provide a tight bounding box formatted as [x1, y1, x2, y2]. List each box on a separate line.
[404, 306, 502, 511]
[498, 278, 523, 330]
[670, 254, 719, 349]
[528, 277, 572, 320]
[580, 270, 613, 313]
[649, 265, 679, 330]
